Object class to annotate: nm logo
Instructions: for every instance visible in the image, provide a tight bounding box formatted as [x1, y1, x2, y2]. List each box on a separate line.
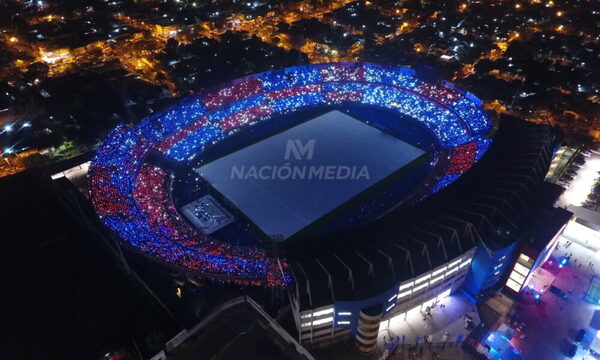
[284, 139, 315, 160]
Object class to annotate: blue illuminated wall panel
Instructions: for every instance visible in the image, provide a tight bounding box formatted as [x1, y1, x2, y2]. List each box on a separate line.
[463, 241, 519, 302]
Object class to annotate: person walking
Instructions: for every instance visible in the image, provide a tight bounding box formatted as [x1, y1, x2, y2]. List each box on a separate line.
[441, 332, 449, 347]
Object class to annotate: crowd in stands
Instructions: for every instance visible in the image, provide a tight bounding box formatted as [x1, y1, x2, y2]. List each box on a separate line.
[446, 142, 478, 175]
[135, 63, 491, 163]
[475, 137, 492, 161]
[89, 63, 493, 287]
[432, 174, 463, 194]
[89, 129, 287, 286]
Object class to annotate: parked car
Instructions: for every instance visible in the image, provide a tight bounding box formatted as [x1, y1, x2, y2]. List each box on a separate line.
[565, 343, 578, 358]
[549, 285, 567, 298]
[588, 348, 600, 359]
[575, 329, 586, 343]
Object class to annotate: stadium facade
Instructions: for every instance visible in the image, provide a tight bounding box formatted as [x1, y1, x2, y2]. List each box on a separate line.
[88, 63, 565, 352]
[290, 117, 565, 350]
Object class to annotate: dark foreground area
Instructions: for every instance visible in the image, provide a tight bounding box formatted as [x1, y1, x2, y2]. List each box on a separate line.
[0, 168, 179, 360]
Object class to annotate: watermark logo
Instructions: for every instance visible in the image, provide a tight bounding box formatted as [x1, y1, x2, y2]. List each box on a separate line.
[284, 139, 315, 160]
[230, 139, 370, 181]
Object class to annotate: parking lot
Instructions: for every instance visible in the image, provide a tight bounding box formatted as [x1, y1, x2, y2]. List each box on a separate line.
[510, 236, 600, 359]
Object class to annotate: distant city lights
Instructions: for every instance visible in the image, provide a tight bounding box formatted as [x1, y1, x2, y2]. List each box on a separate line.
[40, 49, 70, 64]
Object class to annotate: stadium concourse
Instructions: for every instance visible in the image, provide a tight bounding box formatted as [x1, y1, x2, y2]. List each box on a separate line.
[85, 63, 566, 353]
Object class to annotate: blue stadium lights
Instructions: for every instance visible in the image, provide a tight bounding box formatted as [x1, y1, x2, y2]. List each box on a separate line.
[89, 63, 492, 286]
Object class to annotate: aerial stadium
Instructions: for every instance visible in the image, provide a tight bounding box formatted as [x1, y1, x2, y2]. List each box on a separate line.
[88, 62, 563, 351]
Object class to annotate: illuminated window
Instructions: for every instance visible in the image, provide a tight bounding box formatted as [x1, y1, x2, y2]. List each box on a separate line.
[448, 259, 461, 268]
[413, 282, 429, 292]
[513, 262, 530, 276]
[312, 308, 334, 317]
[506, 278, 522, 292]
[399, 282, 413, 291]
[509, 271, 526, 284]
[518, 254, 532, 263]
[415, 274, 431, 284]
[312, 316, 333, 326]
[505, 253, 533, 293]
[430, 274, 444, 285]
[337, 321, 350, 325]
[433, 267, 447, 276]
[337, 312, 352, 316]
[398, 290, 412, 298]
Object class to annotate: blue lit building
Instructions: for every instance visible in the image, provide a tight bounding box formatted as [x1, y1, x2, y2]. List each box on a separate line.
[463, 242, 519, 302]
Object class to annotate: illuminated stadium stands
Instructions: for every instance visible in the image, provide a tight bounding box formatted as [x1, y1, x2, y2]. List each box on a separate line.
[88, 62, 492, 288]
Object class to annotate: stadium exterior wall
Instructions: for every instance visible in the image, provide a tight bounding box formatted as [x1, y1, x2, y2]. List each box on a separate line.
[293, 249, 476, 349]
[290, 116, 564, 348]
